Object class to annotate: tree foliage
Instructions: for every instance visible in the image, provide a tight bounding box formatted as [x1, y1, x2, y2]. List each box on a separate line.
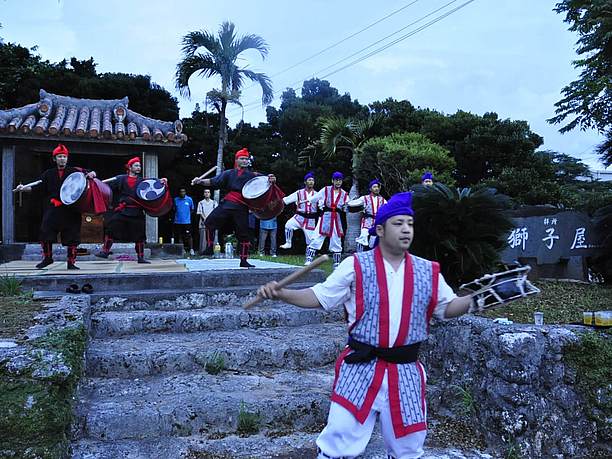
[410, 184, 514, 287]
[0, 42, 178, 120]
[356, 132, 456, 196]
[549, 0, 612, 165]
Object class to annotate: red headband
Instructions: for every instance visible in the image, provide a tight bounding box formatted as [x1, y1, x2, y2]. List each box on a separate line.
[235, 148, 250, 159]
[126, 157, 141, 169]
[234, 148, 250, 168]
[52, 144, 69, 156]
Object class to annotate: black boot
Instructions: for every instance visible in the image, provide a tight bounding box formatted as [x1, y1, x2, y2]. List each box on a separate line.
[137, 257, 151, 264]
[239, 242, 254, 268]
[36, 257, 54, 269]
[67, 245, 79, 270]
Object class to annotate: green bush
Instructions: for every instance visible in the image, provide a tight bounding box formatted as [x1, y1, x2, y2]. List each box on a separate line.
[237, 401, 260, 435]
[411, 184, 513, 287]
[0, 275, 23, 297]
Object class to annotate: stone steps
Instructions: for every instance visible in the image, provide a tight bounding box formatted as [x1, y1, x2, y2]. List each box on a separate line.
[88, 283, 317, 310]
[86, 323, 346, 377]
[21, 243, 151, 261]
[89, 302, 344, 337]
[73, 369, 333, 441]
[21, 267, 326, 293]
[71, 430, 494, 459]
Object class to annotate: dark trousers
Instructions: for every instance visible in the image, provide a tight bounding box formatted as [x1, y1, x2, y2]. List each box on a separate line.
[204, 202, 250, 245]
[174, 223, 193, 252]
[40, 207, 81, 246]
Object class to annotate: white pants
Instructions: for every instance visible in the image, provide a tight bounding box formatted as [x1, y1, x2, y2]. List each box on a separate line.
[309, 220, 343, 253]
[356, 227, 375, 248]
[285, 215, 316, 246]
[316, 373, 426, 459]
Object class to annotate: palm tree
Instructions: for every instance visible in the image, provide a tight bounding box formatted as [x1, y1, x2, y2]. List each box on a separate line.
[175, 21, 273, 186]
[303, 115, 381, 253]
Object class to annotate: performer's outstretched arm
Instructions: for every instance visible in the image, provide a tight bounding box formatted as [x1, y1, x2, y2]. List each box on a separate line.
[443, 295, 474, 318]
[257, 282, 322, 309]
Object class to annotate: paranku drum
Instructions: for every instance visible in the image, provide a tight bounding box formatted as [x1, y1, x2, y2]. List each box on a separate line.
[242, 176, 285, 220]
[347, 198, 364, 213]
[60, 172, 112, 214]
[135, 178, 172, 217]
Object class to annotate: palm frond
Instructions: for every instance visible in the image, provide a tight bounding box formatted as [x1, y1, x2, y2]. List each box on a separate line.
[239, 69, 274, 105]
[180, 30, 220, 57]
[233, 34, 270, 60]
[175, 54, 219, 98]
[218, 21, 237, 54]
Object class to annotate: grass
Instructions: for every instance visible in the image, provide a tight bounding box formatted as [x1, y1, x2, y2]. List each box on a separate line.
[0, 275, 39, 339]
[204, 352, 226, 375]
[479, 280, 612, 325]
[253, 253, 334, 275]
[452, 384, 476, 416]
[236, 401, 260, 435]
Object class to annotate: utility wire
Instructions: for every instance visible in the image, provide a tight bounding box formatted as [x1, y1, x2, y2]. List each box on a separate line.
[231, 0, 475, 118]
[240, 0, 422, 93]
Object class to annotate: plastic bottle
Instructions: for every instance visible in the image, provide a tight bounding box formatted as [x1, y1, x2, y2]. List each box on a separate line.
[213, 242, 221, 258]
[225, 242, 234, 259]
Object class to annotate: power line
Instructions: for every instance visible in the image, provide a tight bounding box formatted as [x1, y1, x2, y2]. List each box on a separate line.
[239, 0, 422, 93]
[230, 0, 460, 116]
[232, 0, 475, 119]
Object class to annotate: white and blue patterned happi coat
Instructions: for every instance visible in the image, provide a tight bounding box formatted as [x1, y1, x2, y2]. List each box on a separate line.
[360, 194, 387, 229]
[331, 247, 440, 438]
[319, 185, 348, 237]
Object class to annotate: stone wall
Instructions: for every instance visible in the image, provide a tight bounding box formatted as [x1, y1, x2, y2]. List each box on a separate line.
[422, 315, 610, 458]
[0, 296, 89, 459]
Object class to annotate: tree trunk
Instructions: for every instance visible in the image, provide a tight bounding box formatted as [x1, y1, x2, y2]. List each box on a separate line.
[343, 176, 361, 254]
[214, 98, 228, 205]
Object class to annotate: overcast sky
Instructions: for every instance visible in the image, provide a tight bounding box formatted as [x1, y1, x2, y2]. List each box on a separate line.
[1, 0, 607, 170]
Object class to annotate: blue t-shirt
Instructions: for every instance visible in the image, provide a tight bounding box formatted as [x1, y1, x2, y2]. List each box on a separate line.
[174, 196, 194, 224]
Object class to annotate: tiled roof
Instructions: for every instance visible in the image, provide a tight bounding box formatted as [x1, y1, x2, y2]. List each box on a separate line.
[0, 89, 186, 144]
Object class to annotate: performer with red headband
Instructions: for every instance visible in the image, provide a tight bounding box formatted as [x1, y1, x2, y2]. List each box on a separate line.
[256, 191, 475, 459]
[353, 179, 387, 252]
[305, 171, 348, 269]
[279, 172, 319, 250]
[191, 148, 276, 268]
[15, 144, 96, 269]
[95, 157, 165, 263]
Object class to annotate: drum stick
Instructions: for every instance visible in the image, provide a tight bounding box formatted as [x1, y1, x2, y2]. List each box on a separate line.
[12, 180, 42, 192]
[242, 255, 330, 309]
[101, 177, 117, 183]
[191, 165, 218, 185]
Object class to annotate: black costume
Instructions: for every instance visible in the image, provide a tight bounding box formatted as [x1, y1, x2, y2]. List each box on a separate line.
[97, 174, 147, 261]
[37, 166, 84, 268]
[204, 168, 259, 266]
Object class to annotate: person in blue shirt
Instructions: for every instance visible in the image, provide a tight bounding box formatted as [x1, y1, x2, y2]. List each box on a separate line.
[258, 216, 278, 257]
[173, 187, 195, 255]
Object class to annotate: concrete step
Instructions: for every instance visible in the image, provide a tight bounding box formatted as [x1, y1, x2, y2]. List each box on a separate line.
[90, 302, 344, 338]
[86, 283, 316, 308]
[74, 369, 333, 441]
[20, 267, 327, 294]
[22, 243, 151, 260]
[71, 431, 494, 459]
[86, 323, 346, 377]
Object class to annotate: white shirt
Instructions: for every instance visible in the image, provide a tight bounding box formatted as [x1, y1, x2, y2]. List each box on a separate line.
[196, 199, 217, 228]
[311, 255, 456, 345]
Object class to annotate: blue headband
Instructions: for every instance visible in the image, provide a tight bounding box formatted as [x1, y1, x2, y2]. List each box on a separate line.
[368, 192, 414, 238]
[421, 171, 433, 181]
[369, 179, 381, 190]
[304, 172, 315, 181]
[332, 171, 344, 180]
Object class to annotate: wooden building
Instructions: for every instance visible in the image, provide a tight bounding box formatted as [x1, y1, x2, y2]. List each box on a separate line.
[0, 89, 185, 244]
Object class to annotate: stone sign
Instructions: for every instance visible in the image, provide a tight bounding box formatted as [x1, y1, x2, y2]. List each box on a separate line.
[501, 211, 600, 265]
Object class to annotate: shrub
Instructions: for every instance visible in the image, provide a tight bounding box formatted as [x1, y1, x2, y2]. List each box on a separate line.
[237, 401, 260, 435]
[411, 184, 513, 287]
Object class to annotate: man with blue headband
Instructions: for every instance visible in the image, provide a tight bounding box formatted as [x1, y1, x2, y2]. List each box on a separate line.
[257, 191, 475, 459]
[279, 172, 319, 251]
[349, 178, 387, 252]
[306, 171, 349, 269]
[421, 171, 434, 187]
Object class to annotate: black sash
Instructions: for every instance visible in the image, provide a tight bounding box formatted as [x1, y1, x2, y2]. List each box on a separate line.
[323, 206, 345, 214]
[344, 336, 421, 364]
[296, 211, 319, 219]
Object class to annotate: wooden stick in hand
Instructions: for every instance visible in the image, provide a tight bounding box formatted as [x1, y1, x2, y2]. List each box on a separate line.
[191, 165, 218, 185]
[242, 255, 329, 309]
